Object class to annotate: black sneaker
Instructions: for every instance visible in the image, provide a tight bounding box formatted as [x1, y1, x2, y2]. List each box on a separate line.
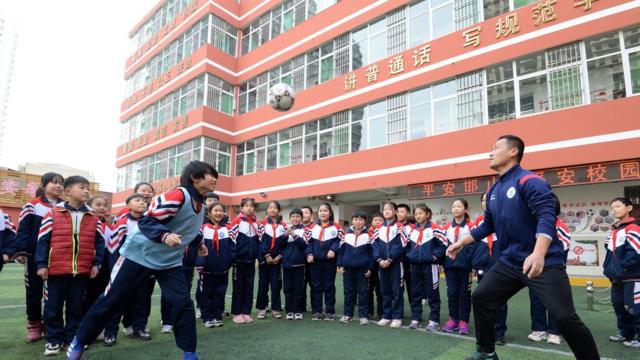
[133, 330, 152, 341]
[495, 337, 506, 346]
[312, 313, 322, 321]
[103, 336, 117, 347]
[465, 350, 499, 360]
[324, 313, 335, 321]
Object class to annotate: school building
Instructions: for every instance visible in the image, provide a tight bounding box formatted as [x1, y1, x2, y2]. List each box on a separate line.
[114, 0, 640, 281]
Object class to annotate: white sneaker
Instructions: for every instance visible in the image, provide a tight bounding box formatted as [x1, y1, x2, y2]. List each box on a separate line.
[339, 316, 352, 323]
[161, 325, 173, 333]
[204, 320, 223, 328]
[123, 326, 134, 336]
[294, 313, 303, 320]
[547, 334, 562, 345]
[390, 319, 402, 328]
[623, 339, 640, 349]
[360, 318, 369, 325]
[421, 299, 427, 305]
[96, 330, 105, 341]
[377, 318, 391, 326]
[286, 313, 294, 320]
[257, 310, 267, 319]
[528, 331, 547, 342]
[44, 343, 61, 356]
[195, 310, 201, 319]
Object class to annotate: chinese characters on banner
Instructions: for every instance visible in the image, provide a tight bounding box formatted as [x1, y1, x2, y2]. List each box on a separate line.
[122, 115, 190, 155]
[343, 0, 599, 93]
[408, 159, 640, 200]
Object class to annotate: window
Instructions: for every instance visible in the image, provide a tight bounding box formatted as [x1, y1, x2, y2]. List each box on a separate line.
[433, 79, 457, 134]
[368, 101, 386, 148]
[456, 71, 483, 129]
[409, 0, 430, 48]
[547, 43, 583, 109]
[409, 87, 431, 139]
[386, 94, 407, 144]
[486, 61, 515, 122]
[483, 0, 510, 20]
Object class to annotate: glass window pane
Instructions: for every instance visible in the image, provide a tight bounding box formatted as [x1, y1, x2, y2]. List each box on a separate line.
[486, 61, 513, 85]
[514, 0, 536, 8]
[279, 143, 290, 166]
[433, 79, 456, 99]
[409, 12, 430, 48]
[369, 32, 387, 63]
[246, 152, 255, 174]
[306, 60, 319, 87]
[548, 66, 583, 109]
[369, 115, 386, 148]
[267, 145, 277, 169]
[484, 0, 510, 20]
[410, 102, 430, 139]
[585, 31, 621, 58]
[351, 121, 367, 153]
[218, 154, 230, 176]
[320, 57, 334, 82]
[433, 3, 454, 39]
[304, 135, 318, 162]
[629, 51, 640, 94]
[319, 131, 332, 158]
[352, 39, 368, 70]
[434, 98, 456, 134]
[291, 138, 303, 164]
[519, 74, 549, 115]
[517, 53, 546, 76]
[487, 82, 516, 123]
[624, 26, 640, 49]
[333, 126, 349, 155]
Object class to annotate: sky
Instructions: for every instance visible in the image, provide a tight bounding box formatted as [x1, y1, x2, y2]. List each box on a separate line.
[0, 0, 157, 192]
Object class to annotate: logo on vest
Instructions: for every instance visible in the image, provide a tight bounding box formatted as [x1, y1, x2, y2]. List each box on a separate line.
[506, 186, 516, 199]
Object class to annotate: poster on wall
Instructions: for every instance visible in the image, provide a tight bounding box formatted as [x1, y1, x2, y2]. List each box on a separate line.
[567, 240, 599, 267]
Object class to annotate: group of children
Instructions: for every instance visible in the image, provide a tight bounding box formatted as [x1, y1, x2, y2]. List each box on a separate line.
[1, 167, 639, 358]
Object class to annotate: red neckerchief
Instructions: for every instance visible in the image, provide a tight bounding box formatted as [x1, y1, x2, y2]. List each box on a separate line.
[414, 223, 427, 249]
[212, 224, 221, 253]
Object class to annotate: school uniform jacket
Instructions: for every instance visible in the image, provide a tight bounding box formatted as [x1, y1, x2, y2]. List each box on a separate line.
[603, 217, 640, 282]
[444, 218, 475, 269]
[229, 213, 260, 264]
[304, 222, 344, 262]
[337, 226, 373, 270]
[405, 221, 447, 265]
[258, 217, 288, 264]
[35, 203, 106, 276]
[282, 224, 307, 269]
[0, 209, 17, 257]
[196, 222, 236, 275]
[15, 196, 62, 255]
[371, 220, 407, 264]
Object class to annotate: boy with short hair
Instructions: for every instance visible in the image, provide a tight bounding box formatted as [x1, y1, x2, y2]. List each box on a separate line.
[35, 176, 105, 356]
[69, 161, 216, 360]
[338, 211, 373, 325]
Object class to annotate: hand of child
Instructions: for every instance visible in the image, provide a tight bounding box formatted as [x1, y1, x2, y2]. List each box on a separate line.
[2, 254, 9, 263]
[327, 250, 335, 259]
[337, 267, 344, 273]
[365, 270, 371, 278]
[163, 233, 182, 247]
[446, 241, 465, 260]
[90, 266, 99, 279]
[15, 255, 27, 264]
[307, 255, 314, 264]
[198, 243, 208, 257]
[265, 256, 273, 265]
[273, 256, 281, 264]
[37, 268, 48, 280]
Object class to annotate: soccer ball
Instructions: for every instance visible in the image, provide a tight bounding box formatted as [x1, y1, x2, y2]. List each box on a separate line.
[268, 83, 296, 112]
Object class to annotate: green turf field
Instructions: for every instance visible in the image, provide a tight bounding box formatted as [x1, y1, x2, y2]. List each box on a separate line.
[0, 263, 635, 359]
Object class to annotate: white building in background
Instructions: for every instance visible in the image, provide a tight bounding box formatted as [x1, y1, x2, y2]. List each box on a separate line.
[0, 14, 17, 163]
[19, 162, 95, 183]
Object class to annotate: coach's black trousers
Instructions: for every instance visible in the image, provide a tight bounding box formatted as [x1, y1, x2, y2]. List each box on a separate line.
[472, 261, 599, 359]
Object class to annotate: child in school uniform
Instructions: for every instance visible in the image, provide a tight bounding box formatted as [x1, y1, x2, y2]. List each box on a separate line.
[337, 210, 373, 325]
[197, 203, 235, 328]
[35, 176, 106, 356]
[471, 192, 508, 345]
[406, 204, 447, 331]
[305, 203, 343, 321]
[300, 206, 315, 312]
[527, 193, 569, 345]
[372, 202, 407, 329]
[229, 198, 260, 324]
[368, 212, 384, 320]
[102, 194, 149, 346]
[397, 204, 414, 303]
[281, 208, 307, 320]
[604, 197, 640, 350]
[0, 207, 17, 273]
[69, 161, 215, 360]
[257, 201, 287, 319]
[443, 198, 475, 335]
[14, 172, 64, 342]
[82, 196, 112, 316]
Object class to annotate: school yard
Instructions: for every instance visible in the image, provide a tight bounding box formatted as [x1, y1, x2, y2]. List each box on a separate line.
[0, 264, 634, 360]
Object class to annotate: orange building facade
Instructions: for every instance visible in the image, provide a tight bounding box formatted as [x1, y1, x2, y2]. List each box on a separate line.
[115, 0, 640, 279]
